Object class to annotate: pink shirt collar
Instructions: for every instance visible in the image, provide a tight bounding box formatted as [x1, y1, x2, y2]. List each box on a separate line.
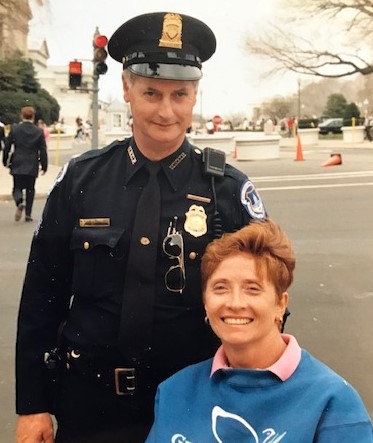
[210, 334, 301, 381]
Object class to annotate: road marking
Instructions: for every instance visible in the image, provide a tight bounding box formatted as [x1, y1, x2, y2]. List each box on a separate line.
[354, 292, 373, 299]
[253, 171, 373, 182]
[258, 182, 373, 191]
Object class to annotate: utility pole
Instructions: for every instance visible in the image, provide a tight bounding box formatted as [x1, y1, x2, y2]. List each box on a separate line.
[91, 72, 99, 149]
[91, 27, 108, 149]
[297, 78, 301, 121]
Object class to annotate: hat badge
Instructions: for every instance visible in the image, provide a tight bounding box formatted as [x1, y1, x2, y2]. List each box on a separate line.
[159, 13, 183, 49]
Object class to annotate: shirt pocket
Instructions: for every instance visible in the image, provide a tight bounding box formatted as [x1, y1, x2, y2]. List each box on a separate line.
[69, 226, 127, 299]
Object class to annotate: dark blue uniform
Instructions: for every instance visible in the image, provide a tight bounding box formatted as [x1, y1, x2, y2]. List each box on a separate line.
[16, 137, 266, 442]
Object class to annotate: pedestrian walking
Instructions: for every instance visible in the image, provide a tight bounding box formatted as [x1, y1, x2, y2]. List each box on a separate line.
[2, 106, 47, 222]
[0, 117, 5, 152]
[15, 12, 266, 443]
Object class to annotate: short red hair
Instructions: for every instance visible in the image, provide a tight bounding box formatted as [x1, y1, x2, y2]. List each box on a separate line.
[201, 219, 295, 298]
[21, 106, 35, 120]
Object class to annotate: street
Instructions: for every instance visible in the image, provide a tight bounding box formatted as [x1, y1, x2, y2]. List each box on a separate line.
[0, 143, 372, 441]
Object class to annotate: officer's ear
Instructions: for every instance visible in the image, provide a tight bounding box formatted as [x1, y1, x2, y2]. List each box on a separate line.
[122, 74, 131, 103]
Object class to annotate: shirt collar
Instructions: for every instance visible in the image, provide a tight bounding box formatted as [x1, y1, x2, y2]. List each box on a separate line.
[124, 137, 195, 191]
[210, 334, 302, 382]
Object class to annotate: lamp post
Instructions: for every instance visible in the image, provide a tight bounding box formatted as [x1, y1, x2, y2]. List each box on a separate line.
[363, 98, 369, 117]
[297, 78, 301, 121]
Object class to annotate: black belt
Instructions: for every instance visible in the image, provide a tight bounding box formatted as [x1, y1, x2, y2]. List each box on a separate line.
[65, 348, 137, 396]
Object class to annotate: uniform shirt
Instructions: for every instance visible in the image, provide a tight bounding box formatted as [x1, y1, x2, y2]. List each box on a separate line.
[146, 335, 373, 442]
[16, 137, 266, 414]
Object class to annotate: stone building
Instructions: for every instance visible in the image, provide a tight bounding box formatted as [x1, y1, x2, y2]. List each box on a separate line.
[0, 0, 129, 134]
[0, 0, 32, 59]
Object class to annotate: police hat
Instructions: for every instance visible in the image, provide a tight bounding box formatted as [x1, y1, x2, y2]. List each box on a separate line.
[108, 12, 216, 80]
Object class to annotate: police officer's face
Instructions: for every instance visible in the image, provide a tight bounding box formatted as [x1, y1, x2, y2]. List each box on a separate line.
[123, 74, 197, 154]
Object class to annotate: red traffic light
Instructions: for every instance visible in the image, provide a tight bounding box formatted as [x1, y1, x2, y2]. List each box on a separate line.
[69, 61, 82, 74]
[93, 31, 108, 77]
[93, 34, 108, 48]
[69, 61, 82, 88]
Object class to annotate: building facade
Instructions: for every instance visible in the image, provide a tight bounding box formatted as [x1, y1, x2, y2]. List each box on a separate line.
[0, 0, 130, 136]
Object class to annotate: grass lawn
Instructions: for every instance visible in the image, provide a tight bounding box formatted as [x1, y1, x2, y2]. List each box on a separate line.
[318, 133, 343, 140]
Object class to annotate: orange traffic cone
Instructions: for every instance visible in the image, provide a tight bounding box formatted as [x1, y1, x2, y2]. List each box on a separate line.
[322, 153, 342, 167]
[294, 135, 304, 161]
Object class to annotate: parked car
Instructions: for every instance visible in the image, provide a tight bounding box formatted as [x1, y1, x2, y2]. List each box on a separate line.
[319, 118, 343, 135]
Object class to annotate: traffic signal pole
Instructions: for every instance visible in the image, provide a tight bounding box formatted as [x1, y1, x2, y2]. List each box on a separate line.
[68, 28, 108, 149]
[91, 73, 99, 149]
[91, 27, 108, 149]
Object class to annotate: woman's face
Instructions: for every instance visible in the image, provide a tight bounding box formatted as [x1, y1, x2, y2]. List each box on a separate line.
[204, 253, 288, 353]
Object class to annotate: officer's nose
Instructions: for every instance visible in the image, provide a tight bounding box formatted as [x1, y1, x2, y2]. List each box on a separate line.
[158, 96, 173, 119]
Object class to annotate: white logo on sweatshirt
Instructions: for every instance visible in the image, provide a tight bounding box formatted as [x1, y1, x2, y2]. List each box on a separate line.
[171, 405, 287, 442]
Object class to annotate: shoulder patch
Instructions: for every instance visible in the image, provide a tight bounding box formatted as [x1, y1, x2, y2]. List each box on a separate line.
[240, 179, 266, 220]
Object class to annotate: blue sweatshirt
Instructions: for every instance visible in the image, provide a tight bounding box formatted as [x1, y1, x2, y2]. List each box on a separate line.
[146, 347, 373, 442]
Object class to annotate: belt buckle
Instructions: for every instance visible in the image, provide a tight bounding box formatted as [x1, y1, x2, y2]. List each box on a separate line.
[114, 368, 136, 395]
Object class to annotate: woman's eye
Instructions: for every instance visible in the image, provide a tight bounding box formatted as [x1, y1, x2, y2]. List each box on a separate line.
[213, 284, 227, 293]
[246, 285, 260, 294]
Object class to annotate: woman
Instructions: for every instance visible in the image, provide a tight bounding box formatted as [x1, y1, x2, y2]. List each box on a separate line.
[146, 219, 373, 442]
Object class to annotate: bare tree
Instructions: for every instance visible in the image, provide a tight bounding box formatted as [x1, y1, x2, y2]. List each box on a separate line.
[246, 0, 373, 78]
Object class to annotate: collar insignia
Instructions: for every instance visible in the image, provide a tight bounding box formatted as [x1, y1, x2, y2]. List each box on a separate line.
[169, 152, 186, 170]
[159, 13, 183, 49]
[127, 145, 137, 165]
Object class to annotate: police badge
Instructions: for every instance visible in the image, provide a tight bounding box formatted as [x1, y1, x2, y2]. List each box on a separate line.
[184, 205, 207, 238]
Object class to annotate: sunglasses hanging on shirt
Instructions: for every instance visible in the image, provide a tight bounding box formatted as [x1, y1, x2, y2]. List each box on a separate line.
[163, 217, 185, 294]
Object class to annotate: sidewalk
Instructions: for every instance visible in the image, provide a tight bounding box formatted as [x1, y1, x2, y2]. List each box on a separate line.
[0, 163, 62, 201]
[1, 137, 372, 201]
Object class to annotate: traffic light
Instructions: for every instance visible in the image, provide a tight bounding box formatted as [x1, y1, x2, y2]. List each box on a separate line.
[69, 61, 82, 88]
[93, 33, 108, 76]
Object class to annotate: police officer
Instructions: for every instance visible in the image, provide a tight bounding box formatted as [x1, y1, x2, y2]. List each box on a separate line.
[15, 12, 267, 443]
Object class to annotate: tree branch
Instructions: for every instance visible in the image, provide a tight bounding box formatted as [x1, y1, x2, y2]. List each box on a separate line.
[246, 0, 373, 78]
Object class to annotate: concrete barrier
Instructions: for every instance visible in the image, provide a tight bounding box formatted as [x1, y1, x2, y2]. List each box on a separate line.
[342, 126, 365, 143]
[189, 134, 235, 155]
[298, 128, 319, 145]
[235, 134, 281, 160]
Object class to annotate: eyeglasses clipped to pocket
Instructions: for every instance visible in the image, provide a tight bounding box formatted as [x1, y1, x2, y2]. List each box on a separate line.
[162, 218, 185, 294]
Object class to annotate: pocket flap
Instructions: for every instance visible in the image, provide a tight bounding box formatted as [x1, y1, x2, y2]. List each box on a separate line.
[70, 226, 125, 251]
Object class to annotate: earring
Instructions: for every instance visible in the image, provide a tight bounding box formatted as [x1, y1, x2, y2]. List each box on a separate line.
[275, 316, 283, 325]
[204, 316, 210, 326]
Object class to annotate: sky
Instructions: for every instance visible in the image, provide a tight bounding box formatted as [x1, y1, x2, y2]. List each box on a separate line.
[28, 0, 301, 119]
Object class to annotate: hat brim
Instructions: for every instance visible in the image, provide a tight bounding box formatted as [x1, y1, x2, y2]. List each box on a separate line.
[128, 63, 202, 81]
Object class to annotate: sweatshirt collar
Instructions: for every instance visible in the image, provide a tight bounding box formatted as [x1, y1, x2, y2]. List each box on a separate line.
[210, 334, 301, 382]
